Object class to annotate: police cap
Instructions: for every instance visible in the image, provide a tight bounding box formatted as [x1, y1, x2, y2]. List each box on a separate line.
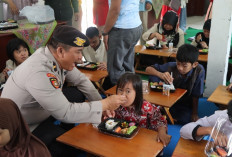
[52, 25, 89, 47]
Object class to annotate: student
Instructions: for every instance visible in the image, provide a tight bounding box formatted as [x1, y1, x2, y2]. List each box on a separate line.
[180, 100, 232, 147]
[83, 27, 107, 70]
[191, 19, 211, 49]
[0, 38, 30, 84]
[146, 44, 205, 124]
[114, 72, 170, 146]
[0, 98, 51, 157]
[142, 10, 184, 48]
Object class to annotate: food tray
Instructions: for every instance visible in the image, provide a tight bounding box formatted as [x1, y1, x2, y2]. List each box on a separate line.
[98, 118, 139, 139]
[145, 44, 162, 50]
[0, 21, 18, 31]
[150, 82, 175, 93]
[76, 62, 97, 71]
[199, 49, 208, 55]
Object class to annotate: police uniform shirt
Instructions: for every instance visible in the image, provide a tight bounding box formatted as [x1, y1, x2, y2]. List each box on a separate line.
[1, 46, 103, 129]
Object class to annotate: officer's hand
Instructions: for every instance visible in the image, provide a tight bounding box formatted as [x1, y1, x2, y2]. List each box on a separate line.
[101, 95, 127, 111]
[160, 72, 173, 85]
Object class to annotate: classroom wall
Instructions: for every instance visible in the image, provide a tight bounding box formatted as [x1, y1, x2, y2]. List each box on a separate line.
[204, 0, 232, 97]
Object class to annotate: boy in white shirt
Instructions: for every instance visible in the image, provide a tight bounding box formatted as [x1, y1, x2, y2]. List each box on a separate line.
[83, 27, 107, 70]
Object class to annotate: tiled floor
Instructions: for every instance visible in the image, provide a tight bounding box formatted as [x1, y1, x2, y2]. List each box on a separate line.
[187, 15, 205, 29]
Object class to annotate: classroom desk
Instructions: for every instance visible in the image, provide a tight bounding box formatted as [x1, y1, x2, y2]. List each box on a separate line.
[57, 123, 164, 157]
[134, 45, 174, 75]
[78, 68, 108, 94]
[207, 85, 232, 105]
[105, 85, 187, 124]
[170, 52, 208, 62]
[172, 138, 207, 157]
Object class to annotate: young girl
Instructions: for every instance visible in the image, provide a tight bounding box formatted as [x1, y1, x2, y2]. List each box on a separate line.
[114, 72, 170, 146]
[191, 19, 211, 49]
[0, 98, 51, 157]
[142, 10, 184, 49]
[0, 38, 30, 83]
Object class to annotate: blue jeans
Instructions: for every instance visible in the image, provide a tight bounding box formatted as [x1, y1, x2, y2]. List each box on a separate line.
[179, 7, 187, 33]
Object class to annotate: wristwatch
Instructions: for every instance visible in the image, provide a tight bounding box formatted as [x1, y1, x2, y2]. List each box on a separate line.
[102, 32, 108, 36]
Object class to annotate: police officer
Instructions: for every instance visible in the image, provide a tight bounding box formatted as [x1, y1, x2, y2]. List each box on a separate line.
[1, 25, 127, 156]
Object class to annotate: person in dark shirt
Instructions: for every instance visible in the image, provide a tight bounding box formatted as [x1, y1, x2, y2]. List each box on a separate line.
[191, 19, 211, 49]
[146, 44, 205, 124]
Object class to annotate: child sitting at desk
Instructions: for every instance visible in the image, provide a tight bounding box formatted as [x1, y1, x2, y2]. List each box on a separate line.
[191, 19, 211, 49]
[180, 100, 232, 148]
[146, 44, 205, 124]
[82, 27, 107, 70]
[142, 10, 184, 48]
[0, 98, 51, 157]
[114, 72, 170, 147]
[0, 38, 30, 84]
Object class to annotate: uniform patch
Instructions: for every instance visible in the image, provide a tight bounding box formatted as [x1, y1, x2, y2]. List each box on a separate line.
[47, 73, 56, 78]
[49, 78, 60, 89]
[73, 37, 86, 46]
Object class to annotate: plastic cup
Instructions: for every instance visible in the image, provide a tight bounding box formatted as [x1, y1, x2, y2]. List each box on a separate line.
[142, 80, 150, 94]
[169, 42, 173, 52]
[163, 84, 170, 96]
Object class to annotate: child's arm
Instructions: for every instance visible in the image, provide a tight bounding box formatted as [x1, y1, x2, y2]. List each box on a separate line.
[146, 66, 173, 84]
[146, 102, 170, 146]
[157, 126, 171, 147]
[180, 110, 226, 141]
[142, 24, 160, 41]
[191, 96, 199, 122]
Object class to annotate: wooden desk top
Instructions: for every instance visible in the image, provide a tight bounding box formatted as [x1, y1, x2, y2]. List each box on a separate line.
[172, 138, 207, 157]
[105, 86, 187, 108]
[207, 85, 232, 105]
[134, 45, 173, 57]
[78, 68, 108, 82]
[57, 123, 164, 157]
[170, 53, 208, 62]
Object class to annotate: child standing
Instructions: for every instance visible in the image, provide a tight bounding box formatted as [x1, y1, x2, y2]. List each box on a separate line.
[146, 44, 205, 125]
[114, 72, 170, 146]
[0, 38, 30, 84]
